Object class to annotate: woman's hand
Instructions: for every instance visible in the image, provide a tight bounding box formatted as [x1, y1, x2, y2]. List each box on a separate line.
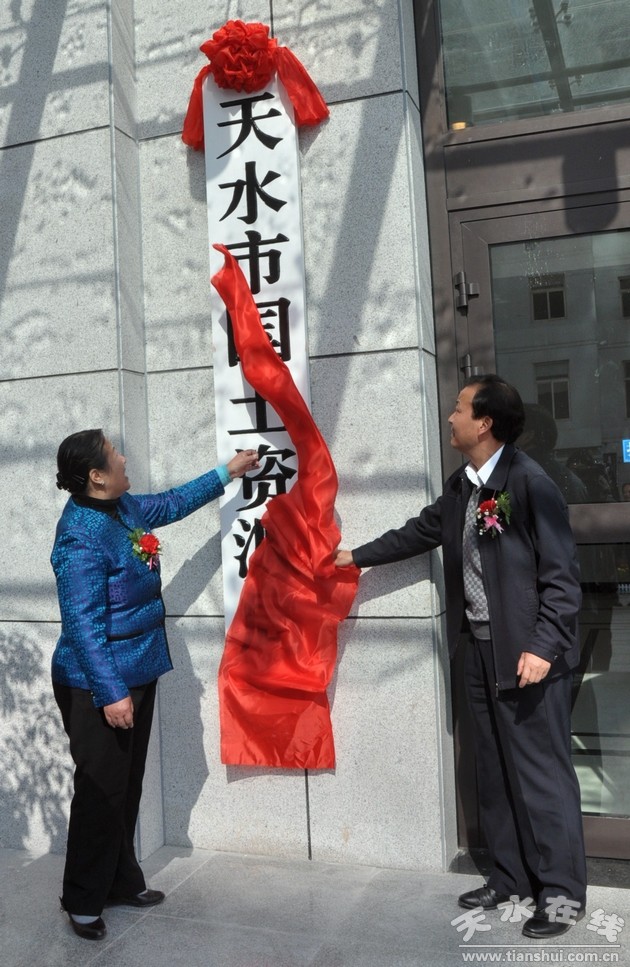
[103, 696, 134, 729]
[335, 549, 355, 568]
[227, 449, 260, 479]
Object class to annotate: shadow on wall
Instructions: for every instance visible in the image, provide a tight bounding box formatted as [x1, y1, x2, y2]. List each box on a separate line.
[0, 0, 70, 307]
[159, 618, 211, 847]
[0, 626, 72, 852]
[159, 533, 223, 845]
[161, 529, 223, 617]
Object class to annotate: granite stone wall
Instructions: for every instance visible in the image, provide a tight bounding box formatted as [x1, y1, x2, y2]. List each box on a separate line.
[0, 0, 457, 871]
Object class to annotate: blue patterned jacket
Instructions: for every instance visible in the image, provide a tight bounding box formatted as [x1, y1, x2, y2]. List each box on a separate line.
[51, 467, 230, 707]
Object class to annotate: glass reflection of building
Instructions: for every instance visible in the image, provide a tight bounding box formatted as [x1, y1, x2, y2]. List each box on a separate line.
[490, 234, 630, 502]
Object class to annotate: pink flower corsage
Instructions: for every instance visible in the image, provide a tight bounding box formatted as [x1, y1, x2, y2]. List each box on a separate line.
[476, 492, 511, 538]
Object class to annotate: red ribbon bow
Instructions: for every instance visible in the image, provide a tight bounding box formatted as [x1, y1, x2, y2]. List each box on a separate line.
[182, 20, 329, 150]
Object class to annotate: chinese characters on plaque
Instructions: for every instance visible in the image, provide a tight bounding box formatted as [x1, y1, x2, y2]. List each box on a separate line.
[203, 76, 311, 626]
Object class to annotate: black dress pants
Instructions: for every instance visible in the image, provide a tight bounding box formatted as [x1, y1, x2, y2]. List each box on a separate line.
[464, 637, 587, 908]
[53, 679, 157, 916]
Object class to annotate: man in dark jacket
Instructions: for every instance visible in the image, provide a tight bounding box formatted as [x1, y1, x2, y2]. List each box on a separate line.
[336, 375, 586, 938]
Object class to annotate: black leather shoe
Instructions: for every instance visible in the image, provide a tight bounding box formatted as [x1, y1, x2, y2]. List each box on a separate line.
[60, 898, 106, 940]
[108, 888, 165, 908]
[458, 886, 513, 910]
[69, 915, 107, 940]
[522, 906, 585, 938]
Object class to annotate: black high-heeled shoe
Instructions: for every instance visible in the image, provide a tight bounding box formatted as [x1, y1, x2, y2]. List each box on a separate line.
[60, 898, 107, 940]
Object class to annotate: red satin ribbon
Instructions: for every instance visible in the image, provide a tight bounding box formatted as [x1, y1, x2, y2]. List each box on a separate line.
[182, 21, 329, 150]
[211, 245, 359, 769]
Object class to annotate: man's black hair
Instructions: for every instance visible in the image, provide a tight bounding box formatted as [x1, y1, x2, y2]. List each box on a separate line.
[464, 374, 525, 444]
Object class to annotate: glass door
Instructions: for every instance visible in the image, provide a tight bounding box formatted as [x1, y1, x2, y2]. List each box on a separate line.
[451, 198, 630, 858]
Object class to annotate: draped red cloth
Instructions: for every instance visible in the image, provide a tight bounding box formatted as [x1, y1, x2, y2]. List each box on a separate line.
[182, 20, 329, 151]
[211, 245, 359, 768]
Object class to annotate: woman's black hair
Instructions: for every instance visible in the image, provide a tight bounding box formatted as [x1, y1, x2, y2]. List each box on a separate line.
[464, 374, 525, 444]
[56, 429, 108, 494]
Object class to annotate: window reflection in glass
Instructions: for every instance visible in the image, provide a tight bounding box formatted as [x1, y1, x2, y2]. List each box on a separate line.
[491, 232, 630, 503]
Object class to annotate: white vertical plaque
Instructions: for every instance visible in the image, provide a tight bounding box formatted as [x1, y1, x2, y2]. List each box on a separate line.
[203, 75, 311, 627]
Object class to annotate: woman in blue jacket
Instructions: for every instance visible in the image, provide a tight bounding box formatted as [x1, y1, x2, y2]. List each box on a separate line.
[51, 429, 258, 940]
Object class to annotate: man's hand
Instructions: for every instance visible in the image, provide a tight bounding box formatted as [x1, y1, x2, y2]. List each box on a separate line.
[335, 549, 355, 568]
[517, 651, 551, 687]
[103, 696, 134, 729]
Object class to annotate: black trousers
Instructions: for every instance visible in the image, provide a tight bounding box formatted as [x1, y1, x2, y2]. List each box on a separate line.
[465, 637, 587, 908]
[53, 679, 157, 916]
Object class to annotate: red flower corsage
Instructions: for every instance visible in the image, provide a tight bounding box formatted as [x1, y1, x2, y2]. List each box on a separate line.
[129, 528, 162, 569]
